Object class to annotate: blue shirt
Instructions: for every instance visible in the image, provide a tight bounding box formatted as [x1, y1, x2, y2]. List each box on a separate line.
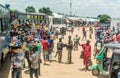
[48, 39, 53, 48]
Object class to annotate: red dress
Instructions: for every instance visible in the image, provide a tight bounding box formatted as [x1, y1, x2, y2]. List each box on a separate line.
[82, 44, 91, 66]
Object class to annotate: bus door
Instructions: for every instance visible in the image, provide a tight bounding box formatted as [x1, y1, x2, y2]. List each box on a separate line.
[0, 18, 2, 31]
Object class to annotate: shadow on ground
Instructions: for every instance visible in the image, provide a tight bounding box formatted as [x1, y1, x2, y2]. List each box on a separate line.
[97, 75, 109, 78]
[0, 54, 11, 78]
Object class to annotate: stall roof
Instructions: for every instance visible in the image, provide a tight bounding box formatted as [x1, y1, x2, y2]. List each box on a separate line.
[19, 12, 47, 16]
[53, 13, 63, 18]
[67, 17, 80, 21]
[0, 4, 9, 10]
[81, 18, 99, 22]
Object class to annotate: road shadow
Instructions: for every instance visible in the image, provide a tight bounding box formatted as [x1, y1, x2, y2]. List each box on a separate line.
[0, 54, 11, 78]
[97, 75, 109, 78]
[43, 63, 51, 66]
[51, 60, 58, 63]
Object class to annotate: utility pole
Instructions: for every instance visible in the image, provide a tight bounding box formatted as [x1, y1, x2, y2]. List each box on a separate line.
[70, 0, 72, 16]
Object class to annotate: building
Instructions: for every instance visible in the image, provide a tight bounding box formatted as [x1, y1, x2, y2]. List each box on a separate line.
[18, 12, 48, 25]
[10, 9, 48, 25]
[0, 4, 10, 32]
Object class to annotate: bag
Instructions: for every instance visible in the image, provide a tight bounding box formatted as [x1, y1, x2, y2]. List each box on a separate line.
[96, 41, 102, 50]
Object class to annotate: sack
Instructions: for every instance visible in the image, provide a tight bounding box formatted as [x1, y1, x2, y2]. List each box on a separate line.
[96, 41, 102, 50]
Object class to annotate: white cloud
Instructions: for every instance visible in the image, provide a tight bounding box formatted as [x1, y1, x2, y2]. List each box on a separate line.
[0, 0, 120, 18]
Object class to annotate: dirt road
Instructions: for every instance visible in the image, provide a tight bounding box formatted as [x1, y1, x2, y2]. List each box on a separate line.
[0, 27, 107, 78]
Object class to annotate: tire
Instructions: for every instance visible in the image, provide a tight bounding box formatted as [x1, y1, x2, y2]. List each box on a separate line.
[92, 69, 100, 76]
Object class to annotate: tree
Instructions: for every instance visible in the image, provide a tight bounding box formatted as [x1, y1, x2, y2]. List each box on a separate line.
[39, 7, 53, 15]
[25, 6, 36, 13]
[97, 14, 111, 24]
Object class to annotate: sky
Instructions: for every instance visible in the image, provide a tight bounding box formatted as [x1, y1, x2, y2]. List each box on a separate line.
[0, 0, 120, 18]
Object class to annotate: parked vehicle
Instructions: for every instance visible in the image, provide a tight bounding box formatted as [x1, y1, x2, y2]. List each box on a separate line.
[109, 49, 120, 78]
[92, 42, 120, 76]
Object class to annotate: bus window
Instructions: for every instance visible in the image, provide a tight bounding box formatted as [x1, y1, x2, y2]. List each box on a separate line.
[0, 19, 1, 31]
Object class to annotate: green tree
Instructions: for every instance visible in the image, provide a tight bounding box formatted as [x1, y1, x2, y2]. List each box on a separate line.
[97, 14, 111, 23]
[25, 6, 36, 13]
[39, 7, 52, 15]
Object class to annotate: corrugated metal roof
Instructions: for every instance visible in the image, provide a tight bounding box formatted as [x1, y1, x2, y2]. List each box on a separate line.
[19, 12, 47, 16]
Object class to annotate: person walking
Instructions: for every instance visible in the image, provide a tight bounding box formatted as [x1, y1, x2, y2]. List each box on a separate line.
[42, 37, 49, 65]
[71, 26, 74, 34]
[56, 38, 64, 63]
[82, 26, 86, 40]
[81, 40, 92, 71]
[60, 27, 64, 39]
[73, 35, 80, 51]
[66, 35, 73, 64]
[89, 26, 93, 39]
[29, 46, 40, 78]
[34, 39, 42, 75]
[47, 36, 53, 63]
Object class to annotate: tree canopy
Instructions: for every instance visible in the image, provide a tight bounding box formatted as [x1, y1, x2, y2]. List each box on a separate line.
[25, 6, 36, 13]
[97, 14, 111, 24]
[39, 7, 52, 15]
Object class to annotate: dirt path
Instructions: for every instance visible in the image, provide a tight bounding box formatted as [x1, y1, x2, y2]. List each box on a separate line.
[0, 27, 108, 78]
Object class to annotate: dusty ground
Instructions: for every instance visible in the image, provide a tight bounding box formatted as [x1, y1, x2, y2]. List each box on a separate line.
[0, 27, 108, 78]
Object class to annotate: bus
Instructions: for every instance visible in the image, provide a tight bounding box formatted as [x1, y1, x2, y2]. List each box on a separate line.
[10, 10, 49, 25]
[49, 16, 66, 33]
[0, 4, 11, 68]
[0, 4, 10, 32]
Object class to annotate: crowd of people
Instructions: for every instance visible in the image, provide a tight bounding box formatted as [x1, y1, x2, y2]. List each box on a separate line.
[6, 22, 95, 78]
[0, 20, 120, 78]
